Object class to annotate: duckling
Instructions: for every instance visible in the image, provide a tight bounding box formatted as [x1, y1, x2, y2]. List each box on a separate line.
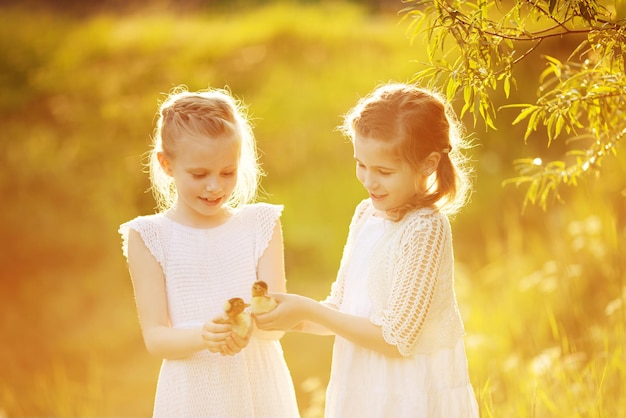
[223, 297, 251, 338]
[250, 280, 278, 315]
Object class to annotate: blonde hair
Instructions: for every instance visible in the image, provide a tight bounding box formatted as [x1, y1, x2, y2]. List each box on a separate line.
[341, 82, 473, 220]
[148, 86, 262, 211]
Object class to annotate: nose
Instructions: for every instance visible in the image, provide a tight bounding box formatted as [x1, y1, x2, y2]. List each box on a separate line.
[205, 176, 221, 192]
[360, 171, 377, 190]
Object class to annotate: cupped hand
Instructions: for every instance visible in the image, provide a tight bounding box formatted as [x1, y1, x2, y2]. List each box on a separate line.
[220, 327, 252, 356]
[220, 328, 251, 356]
[254, 293, 311, 331]
[201, 315, 231, 354]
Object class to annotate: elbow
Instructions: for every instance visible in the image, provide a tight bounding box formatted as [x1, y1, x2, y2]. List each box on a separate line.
[144, 340, 186, 360]
[392, 345, 409, 359]
[142, 329, 194, 360]
[143, 336, 164, 358]
[379, 330, 409, 358]
[381, 342, 406, 358]
[142, 332, 172, 359]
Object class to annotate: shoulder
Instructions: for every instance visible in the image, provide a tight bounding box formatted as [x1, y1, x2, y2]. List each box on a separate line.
[233, 203, 284, 235]
[405, 207, 448, 224]
[349, 199, 374, 226]
[236, 202, 284, 220]
[397, 208, 450, 238]
[118, 213, 168, 260]
[119, 213, 167, 234]
[355, 198, 373, 215]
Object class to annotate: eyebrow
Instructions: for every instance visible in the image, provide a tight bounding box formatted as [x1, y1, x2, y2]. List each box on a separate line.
[186, 165, 237, 172]
[354, 157, 396, 171]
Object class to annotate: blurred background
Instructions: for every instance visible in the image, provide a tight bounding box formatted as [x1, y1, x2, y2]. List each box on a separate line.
[0, 0, 624, 416]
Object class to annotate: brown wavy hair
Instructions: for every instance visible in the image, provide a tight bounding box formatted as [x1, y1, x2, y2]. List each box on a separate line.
[340, 82, 473, 220]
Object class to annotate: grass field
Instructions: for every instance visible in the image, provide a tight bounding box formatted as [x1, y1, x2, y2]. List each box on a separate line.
[0, 2, 624, 416]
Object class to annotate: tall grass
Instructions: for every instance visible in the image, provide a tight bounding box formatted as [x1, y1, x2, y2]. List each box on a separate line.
[0, 1, 624, 416]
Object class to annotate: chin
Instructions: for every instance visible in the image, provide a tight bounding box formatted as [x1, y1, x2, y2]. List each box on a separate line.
[370, 201, 390, 213]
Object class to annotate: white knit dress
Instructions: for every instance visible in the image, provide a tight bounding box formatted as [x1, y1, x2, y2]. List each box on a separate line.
[119, 203, 299, 418]
[324, 199, 479, 418]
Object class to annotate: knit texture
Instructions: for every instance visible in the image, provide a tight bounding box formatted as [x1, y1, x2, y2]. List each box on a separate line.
[326, 199, 465, 356]
[323, 199, 478, 417]
[119, 203, 299, 417]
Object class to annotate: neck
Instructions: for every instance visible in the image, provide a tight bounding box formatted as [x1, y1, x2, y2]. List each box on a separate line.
[167, 204, 232, 229]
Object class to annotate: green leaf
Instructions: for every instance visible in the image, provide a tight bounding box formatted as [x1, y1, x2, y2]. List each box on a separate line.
[512, 105, 537, 126]
[503, 76, 511, 98]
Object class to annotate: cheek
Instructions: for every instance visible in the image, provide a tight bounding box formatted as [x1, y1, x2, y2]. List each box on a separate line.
[224, 175, 238, 189]
[356, 168, 366, 184]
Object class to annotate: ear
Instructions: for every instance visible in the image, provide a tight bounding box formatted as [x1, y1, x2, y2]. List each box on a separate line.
[157, 152, 173, 176]
[422, 151, 441, 176]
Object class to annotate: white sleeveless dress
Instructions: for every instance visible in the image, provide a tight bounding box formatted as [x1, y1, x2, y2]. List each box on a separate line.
[119, 203, 299, 418]
[324, 200, 479, 418]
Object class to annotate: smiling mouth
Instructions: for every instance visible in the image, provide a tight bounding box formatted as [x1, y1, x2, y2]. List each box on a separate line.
[369, 193, 386, 200]
[200, 196, 223, 205]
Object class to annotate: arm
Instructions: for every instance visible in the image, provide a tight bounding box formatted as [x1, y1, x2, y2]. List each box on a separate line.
[254, 217, 335, 337]
[377, 215, 447, 357]
[253, 220, 288, 340]
[258, 214, 449, 358]
[256, 293, 403, 357]
[295, 312, 335, 336]
[127, 229, 231, 359]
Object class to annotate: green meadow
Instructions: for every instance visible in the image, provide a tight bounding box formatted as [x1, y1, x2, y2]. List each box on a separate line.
[0, 2, 624, 416]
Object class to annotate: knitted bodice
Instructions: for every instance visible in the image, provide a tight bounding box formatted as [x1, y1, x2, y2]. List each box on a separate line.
[119, 203, 283, 328]
[326, 199, 465, 356]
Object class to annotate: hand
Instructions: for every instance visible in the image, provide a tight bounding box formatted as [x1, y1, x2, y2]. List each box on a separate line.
[254, 293, 311, 331]
[220, 321, 252, 356]
[201, 315, 231, 354]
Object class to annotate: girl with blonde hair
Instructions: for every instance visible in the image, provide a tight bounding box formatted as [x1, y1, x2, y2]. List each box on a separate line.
[119, 86, 299, 417]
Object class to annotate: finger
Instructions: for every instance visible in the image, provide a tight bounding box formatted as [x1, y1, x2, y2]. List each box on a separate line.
[254, 311, 276, 325]
[220, 339, 238, 356]
[271, 293, 287, 302]
[213, 316, 229, 325]
[206, 322, 231, 333]
[203, 328, 229, 340]
[254, 318, 268, 329]
[231, 332, 251, 349]
[206, 340, 225, 353]
[225, 336, 241, 354]
[203, 321, 231, 336]
[257, 316, 280, 329]
[208, 346, 221, 354]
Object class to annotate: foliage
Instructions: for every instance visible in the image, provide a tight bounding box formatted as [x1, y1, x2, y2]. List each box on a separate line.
[0, 2, 624, 417]
[402, 0, 626, 209]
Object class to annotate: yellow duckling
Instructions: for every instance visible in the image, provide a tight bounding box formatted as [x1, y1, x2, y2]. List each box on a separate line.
[250, 280, 278, 315]
[223, 297, 251, 338]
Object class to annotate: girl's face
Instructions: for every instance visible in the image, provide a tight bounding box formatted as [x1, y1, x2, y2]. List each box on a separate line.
[159, 135, 239, 227]
[353, 133, 427, 216]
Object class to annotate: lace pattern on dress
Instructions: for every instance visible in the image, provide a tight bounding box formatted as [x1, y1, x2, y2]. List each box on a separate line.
[326, 199, 465, 357]
[370, 212, 448, 356]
